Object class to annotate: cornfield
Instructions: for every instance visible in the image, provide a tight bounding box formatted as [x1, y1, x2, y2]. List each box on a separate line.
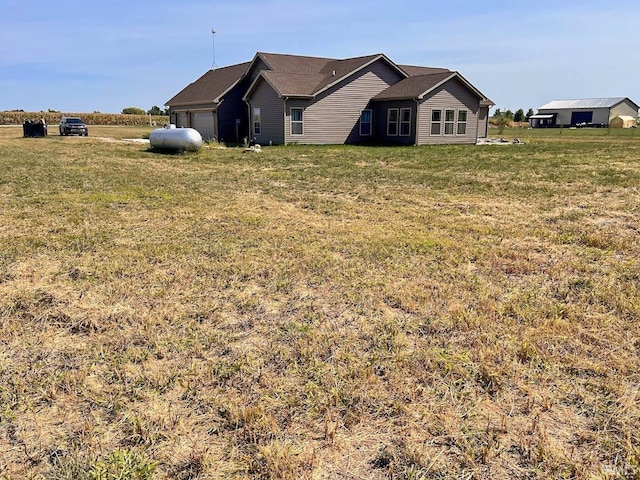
[0, 111, 168, 126]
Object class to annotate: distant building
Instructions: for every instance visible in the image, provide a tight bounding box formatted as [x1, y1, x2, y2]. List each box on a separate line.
[529, 97, 639, 128]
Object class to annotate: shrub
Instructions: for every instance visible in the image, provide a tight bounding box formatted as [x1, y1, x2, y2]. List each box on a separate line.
[122, 107, 146, 115]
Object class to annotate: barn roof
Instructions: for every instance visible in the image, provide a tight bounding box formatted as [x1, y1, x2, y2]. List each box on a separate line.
[538, 97, 634, 110]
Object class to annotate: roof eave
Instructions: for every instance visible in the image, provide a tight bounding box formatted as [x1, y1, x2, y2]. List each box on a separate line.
[166, 99, 219, 108]
[371, 96, 417, 102]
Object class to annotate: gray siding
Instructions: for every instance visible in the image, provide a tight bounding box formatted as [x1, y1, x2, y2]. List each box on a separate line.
[477, 107, 488, 138]
[417, 77, 480, 145]
[218, 81, 250, 143]
[283, 60, 404, 144]
[373, 100, 416, 145]
[249, 80, 284, 145]
[246, 58, 271, 84]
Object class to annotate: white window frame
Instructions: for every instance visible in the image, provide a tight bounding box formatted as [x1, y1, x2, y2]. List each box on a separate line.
[290, 107, 303, 135]
[444, 109, 455, 135]
[430, 109, 442, 135]
[399, 108, 411, 136]
[360, 109, 372, 136]
[253, 107, 261, 136]
[387, 108, 399, 136]
[457, 109, 468, 135]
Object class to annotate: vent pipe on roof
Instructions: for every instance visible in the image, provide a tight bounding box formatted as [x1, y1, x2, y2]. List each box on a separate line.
[332, 70, 336, 76]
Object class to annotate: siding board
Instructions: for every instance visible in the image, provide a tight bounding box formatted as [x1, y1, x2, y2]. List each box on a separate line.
[374, 100, 416, 145]
[417, 77, 480, 145]
[218, 81, 250, 143]
[249, 80, 284, 145]
[283, 60, 404, 144]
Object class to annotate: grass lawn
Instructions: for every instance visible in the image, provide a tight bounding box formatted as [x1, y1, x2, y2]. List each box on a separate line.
[1, 126, 640, 479]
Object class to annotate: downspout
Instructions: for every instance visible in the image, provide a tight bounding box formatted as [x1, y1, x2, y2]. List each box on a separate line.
[215, 99, 224, 141]
[283, 97, 288, 145]
[414, 98, 420, 146]
[244, 99, 251, 145]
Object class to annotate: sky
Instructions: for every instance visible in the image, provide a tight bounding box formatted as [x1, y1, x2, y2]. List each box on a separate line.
[1, 0, 638, 114]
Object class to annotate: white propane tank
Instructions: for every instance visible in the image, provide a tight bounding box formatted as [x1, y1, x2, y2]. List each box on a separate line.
[149, 124, 203, 151]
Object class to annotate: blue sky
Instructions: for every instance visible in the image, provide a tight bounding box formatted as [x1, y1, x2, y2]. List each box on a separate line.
[1, 0, 638, 114]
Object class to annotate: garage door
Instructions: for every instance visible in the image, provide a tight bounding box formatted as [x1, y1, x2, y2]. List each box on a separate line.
[176, 113, 188, 128]
[192, 112, 215, 140]
[571, 111, 593, 126]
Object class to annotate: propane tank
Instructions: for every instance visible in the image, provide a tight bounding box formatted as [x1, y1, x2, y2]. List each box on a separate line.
[149, 124, 203, 151]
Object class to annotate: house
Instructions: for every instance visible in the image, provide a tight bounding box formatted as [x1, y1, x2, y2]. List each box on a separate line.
[166, 52, 494, 145]
[529, 97, 639, 128]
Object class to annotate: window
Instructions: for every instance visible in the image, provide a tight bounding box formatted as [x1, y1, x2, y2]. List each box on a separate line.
[253, 108, 261, 136]
[291, 108, 303, 135]
[431, 109, 442, 135]
[399, 108, 411, 136]
[387, 108, 398, 136]
[457, 110, 467, 135]
[444, 109, 455, 135]
[360, 109, 372, 136]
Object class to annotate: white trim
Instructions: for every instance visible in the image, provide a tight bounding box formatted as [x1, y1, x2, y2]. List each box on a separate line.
[456, 109, 467, 135]
[444, 109, 455, 135]
[360, 109, 373, 136]
[387, 108, 399, 136]
[253, 107, 262, 136]
[430, 109, 442, 136]
[399, 107, 411, 136]
[290, 107, 303, 135]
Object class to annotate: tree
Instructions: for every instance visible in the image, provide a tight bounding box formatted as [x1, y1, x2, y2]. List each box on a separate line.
[494, 112, 511, 134]
[526, 108, 535, 121]
[122, 107, 146, 115]
[514, 108, 525, 123]
[493, 108, 501, 117]
[147, 105, 163, 116]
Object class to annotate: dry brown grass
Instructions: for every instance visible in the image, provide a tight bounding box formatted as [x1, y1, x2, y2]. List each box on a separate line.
[1, 126, 640, 479]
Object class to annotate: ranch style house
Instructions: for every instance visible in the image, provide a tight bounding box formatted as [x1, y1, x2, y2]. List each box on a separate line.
[166, 52, 494, 145]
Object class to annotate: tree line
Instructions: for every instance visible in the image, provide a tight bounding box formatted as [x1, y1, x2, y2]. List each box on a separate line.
[122, 106, 169, 115]
[493, 108, 535, 123]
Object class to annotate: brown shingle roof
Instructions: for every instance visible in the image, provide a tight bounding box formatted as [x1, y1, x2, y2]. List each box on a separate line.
[167, 52, 492, 107]
[165, 61, 250, 106]
[261, 71, 325, 97]
[258, 52, 334, 74]
[254, 53, 392, 97]
[400, 65, 451, 76]
[372, 72, 454, 101]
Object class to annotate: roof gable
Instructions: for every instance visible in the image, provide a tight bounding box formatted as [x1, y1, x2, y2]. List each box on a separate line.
[244, 52, 407, 100]
[372, 71, 493, 105]
[372, 72, 455, 101]
[165, 62, 250, 106]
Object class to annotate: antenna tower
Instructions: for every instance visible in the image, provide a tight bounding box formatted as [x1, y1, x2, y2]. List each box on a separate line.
[211, 29, 217, 70]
